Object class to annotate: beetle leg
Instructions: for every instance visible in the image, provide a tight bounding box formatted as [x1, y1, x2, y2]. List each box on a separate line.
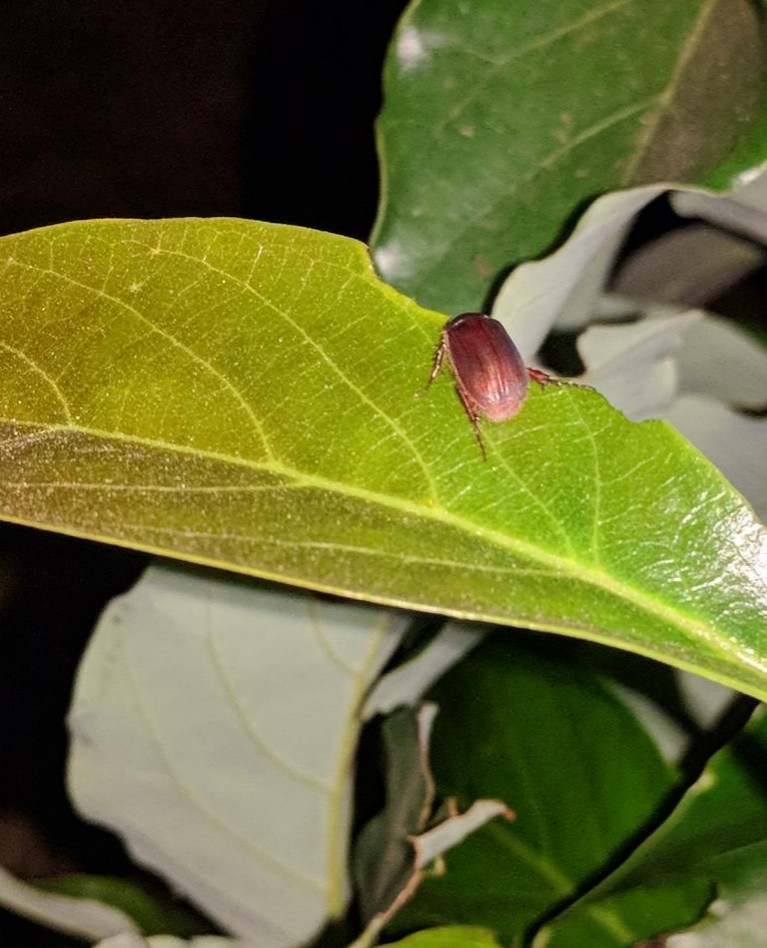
[527, 367, 559, 387]
[414, 334, 447, 399]
[455, 383, 487, 461]
[427, 334, 446, 384]
[528, 367, 593, 392]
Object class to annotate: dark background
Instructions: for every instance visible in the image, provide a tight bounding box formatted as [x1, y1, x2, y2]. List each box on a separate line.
[1, 0, 406, 238]
[0, 1, 406, 943]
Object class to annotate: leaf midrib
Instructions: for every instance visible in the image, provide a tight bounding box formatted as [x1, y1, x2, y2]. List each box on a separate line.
[623, 0, 718, 181]
[1, 418, 738, 656]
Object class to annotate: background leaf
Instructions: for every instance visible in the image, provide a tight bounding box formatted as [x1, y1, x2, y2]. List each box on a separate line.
[393, 641, 767, 946]
[355, 707, 439, 924]
[537, 707, 767, 944]
[354, 704, 511, 926]
[386, 637, 686, 943]
[0, 219, 766, 698]
[384, 927, 503, 947]
[34, 875, 209, 938]
[666, 861, 767, 947]
[372, 0, 767, 314]
[95, 937, 248, 948]
[489, 178, 767, 520]
[490, 185, 667, 352]
[0, 862, 138, 942]
[67, 563, 407, 946]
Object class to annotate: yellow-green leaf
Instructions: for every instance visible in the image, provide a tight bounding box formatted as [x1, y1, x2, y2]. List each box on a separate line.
[1, 219, 766, 699]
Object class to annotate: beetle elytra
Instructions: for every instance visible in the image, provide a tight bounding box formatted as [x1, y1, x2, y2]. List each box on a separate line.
[421, 312, 558, 458]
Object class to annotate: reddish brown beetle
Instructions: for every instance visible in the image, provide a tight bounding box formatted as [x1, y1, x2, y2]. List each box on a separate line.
[422, 312, 556, 457]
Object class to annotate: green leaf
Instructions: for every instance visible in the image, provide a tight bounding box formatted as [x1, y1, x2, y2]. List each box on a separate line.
[33, 875, 208, 938]
[532, 882, 714, 947]
[384, 927, 503, 947]
[0, 861, 137, 942]
[354, 704, 511, 927]
[666, 856, 767, 946]
[1, 219, 767, 699]
[355, 707, 437, 923]
[386, 637, 681, 942]
[372, 0, 767, 313]
[538, 706, 767, 944]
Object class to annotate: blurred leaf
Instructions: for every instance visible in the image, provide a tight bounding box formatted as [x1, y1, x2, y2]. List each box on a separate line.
[666, 395, 767, 524]
[492, 185, 668, 350]
[538, 706, 767, 944]
[610, 226, 766, 308]
[667, 856, 767, 947]
[363, 624, 485, 719]
[355, 707, 438, 924]
[34, 875, 209, 938]
[593, 708, 767, 892]
[68, 564, 408, 947]
[0, 862, 137, 942]
[533, 882, 713, 947]
[1, 220, 767, 698]
[372, 0, 767, 314]
[354, 706, 511, 926]
[94, 937, 246, 948]
[386, 637, 679, 942]
[675, 315, 767, 411]
[383, 927, 503, 947]
[577, 309, 703, 421]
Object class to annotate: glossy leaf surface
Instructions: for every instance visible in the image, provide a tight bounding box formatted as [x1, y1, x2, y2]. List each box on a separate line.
[1, 219, 767, 698]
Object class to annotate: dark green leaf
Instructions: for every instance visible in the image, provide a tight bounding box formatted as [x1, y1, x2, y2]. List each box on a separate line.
[372, 0, 767, 313]
[387, 638, 679, 941]
[538, 705, 767, 943]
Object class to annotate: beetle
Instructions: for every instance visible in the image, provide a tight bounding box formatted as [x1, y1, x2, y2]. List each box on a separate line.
[421, 312, 557, 458]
